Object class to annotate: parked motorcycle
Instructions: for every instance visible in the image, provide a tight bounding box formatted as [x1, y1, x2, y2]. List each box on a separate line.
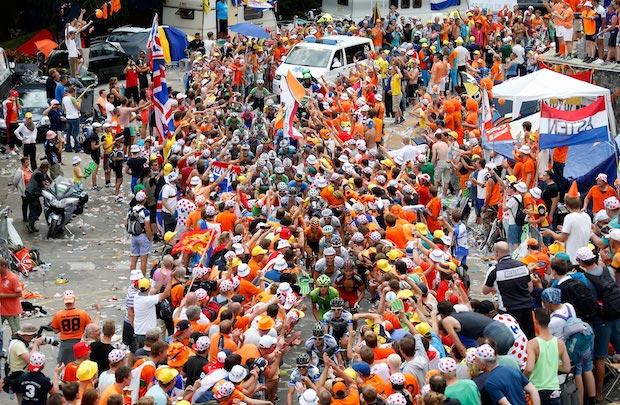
[41, 177, 88, 239]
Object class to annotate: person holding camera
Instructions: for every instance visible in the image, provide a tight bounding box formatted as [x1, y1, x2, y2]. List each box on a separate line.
[5, 324, 45, 399]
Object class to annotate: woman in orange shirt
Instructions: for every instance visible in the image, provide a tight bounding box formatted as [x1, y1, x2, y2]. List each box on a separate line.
[490, 55, 503, 84]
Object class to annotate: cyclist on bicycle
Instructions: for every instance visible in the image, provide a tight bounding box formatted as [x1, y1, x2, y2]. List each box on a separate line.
[287, 354, 320, 405]
[331, 236, 349, 261]
[304, 217, 323, 271]
[304, 322, 342, 369]
[334, 260, 365, 310]
[322, 297, 353, 357]
[309, 274, 340, 321]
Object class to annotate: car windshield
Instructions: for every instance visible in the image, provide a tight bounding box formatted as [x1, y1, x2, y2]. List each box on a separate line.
[107, 31, 148, 43]
[20, 89, 48, 109]
[284, 46, 332, 68]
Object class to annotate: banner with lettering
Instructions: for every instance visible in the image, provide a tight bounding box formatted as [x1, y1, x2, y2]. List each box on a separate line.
[538, 97, 609, 150]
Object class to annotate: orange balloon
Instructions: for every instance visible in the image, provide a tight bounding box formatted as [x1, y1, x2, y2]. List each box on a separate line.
[498, 98, 506, 105]
[95, 9, 103, 18]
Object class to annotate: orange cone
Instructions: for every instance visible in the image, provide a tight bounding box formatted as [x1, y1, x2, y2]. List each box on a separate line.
[567, 181, 579, 197]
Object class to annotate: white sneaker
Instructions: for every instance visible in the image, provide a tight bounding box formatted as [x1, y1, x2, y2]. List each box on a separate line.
[594, 59, 604, 64]
[9, 150, 17, 156]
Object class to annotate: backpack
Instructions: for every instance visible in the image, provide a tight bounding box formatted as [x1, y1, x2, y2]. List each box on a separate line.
[127, 206, 145, 236]
[551, 306, 594, 364]
[203, 298, 225, 322]
[512, 196, 527, 227]
[558, 278, 598, 324]
[584, 268, 620, 321]
[82, 134, 92, 154]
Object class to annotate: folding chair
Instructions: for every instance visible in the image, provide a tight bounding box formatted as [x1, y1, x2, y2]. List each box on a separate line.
[605, 358, 620, 401]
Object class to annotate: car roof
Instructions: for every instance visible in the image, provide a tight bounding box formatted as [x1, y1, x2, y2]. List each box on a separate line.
[300, 35, 372, 47]
[110, 25, 150, 34]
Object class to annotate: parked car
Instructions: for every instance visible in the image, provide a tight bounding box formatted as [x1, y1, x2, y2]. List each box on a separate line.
[106, 26, 150, 61]
[46, 41, 130, 82]
[0, 83, 50, 144]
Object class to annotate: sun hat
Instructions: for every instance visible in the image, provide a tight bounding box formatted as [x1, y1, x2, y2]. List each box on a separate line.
[438, 357, 457, 374]
[429, 249, 447, 263]
[229, 365, 249, 383]
[63, 289, 76, 304]
[29, 352, 46, 372]
[193, 336, 210, 352]
[108, 349, 126, 364]
[258, 335, 277, 349]
[299, 389, 319, 405]
[519, 145, 531, 154]
[76, 360, 98, 381]
[597, 173, 608, 183]
[237, 263, 250, 277]
[46, 130, 57, 140]
[387, 393, 408, 405]
[604, 196, 620, 210]
[155, 366, 179, 385]
[16, 324, 38, 336]
[214, 380, 235, 399]
[476, 344, 496, 360]
[576, 246, 595, 261]
[515, 182, 528, 193]
[257, 316, 275, 331]
[529, 187, 542, 199]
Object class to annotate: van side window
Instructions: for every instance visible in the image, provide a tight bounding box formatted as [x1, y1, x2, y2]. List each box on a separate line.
[244, 6, 263, 20]
[331, 50, 345, 70]
[413, 0, 422, 8]
[402, 0, 411, 7]
[344, 44, 368, 65]
[337, 0, 349, 5]
[390, 0, 398, 7]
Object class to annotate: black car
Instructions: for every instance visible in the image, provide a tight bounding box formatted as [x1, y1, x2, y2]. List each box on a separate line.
[0, 83, 50, 144]
[46, 42, 130, 82]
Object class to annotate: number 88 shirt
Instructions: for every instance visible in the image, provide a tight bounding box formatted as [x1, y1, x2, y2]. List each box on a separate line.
[51, 307, 92, 341]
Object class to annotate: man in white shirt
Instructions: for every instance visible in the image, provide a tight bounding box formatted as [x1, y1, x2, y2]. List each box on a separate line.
[132, 276, 172, 349]
[542, 191, 592, 264]
[512, 39, 526, 76]
[161, 172, 179, 233]
[61, 87, 81, 153]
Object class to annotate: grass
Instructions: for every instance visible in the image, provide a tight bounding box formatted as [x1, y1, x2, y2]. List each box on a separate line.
[0, 32, 38, 51]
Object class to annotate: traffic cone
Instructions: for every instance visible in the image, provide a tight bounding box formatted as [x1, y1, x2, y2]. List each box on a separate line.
[567, 181, 579, 197]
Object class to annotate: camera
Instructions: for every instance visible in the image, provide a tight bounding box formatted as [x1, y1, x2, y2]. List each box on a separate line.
[37, 325, 60, 347]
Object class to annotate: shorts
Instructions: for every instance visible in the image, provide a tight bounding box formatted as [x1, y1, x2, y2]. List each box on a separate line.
[564, 27, 574, 40]
[123, 128, 131, 146]
[392, 94, 403, 114]
[556, 25, 567, 38]
[147, 204, 157, 223]
[91, 151, 100, 164]
[609, 33, 618, 47]
[434, 161, 451, 186]
[114, 165, 123, 179]
[130, 233, 152, 256]
[585, 34, 595, 41]
[593, 319, 620, 359]
[103, 153, 111, 171]
[508, 224, 522, 245]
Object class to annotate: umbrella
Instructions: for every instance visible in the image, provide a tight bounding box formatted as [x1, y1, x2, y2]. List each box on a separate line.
[35, 39, 58, 59]
[317, 13, 333, 23]
[230, 23, 270, 39]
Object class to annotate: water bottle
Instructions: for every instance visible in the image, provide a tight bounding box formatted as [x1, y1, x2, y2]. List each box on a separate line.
[8, 385, 15, 400]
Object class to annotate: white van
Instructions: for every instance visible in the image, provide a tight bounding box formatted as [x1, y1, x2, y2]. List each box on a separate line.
[321, 0, 471, 23]
[273, 35, 373, 95]
[163, 0, 277, 37]
[0, 48, 11, 99]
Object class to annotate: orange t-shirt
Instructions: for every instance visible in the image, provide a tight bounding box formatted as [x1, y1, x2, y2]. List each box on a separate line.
[385, 225, 409, 249]
[332, 386, 360, 405]
[372, 346, 397, 360]
[209, 333, 238, 362]
[491, 62, 503, 82]
[521, 157, 537, 188]
[99, 383, 123, 405]
[235, 344, 262, 364]
[237, 279, 261, 302]
[215, 211, 237, 232]
[132, 358, 156, 399]
[586, 186, 618, 213]
[361, 374, 385, 394]
[62, 361, 80, 383]
[186, 209, 202, 231]
[51, 308, 92, 340]
[383, 373, 420, 396]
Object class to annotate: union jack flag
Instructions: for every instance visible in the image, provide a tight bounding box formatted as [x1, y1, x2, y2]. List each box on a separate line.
[147, 14, 175, 143]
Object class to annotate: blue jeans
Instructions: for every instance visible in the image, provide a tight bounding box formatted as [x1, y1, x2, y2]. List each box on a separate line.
[66, 118, 80, 152]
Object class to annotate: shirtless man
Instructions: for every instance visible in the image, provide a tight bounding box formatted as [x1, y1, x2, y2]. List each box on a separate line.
[364, 120, 377, 150]
[432, 131, 450, 196]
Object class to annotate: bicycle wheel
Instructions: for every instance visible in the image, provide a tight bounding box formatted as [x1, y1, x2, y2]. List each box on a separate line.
[482, 220, 499, 253]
